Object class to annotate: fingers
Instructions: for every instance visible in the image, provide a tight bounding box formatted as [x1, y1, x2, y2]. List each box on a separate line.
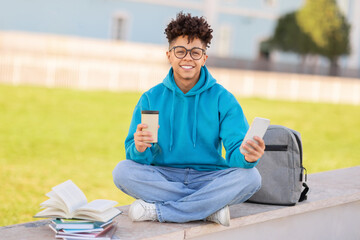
[135, 140, 152, 152]
[253, 136, 265, 149]
[135, 123, 153, 141]
[242, 136, 265, 162]
[134, 130, 153, 142]
[134, 123, 153, 152]
[136, 123, 148, 131]
[134, 130, 153, 143]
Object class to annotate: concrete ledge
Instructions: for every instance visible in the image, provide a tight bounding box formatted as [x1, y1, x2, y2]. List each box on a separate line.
[1, 166, 359, 240]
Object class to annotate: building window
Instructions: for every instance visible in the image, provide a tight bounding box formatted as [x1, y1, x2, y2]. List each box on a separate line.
[217, 24, 232, 57]
[112, 13, 128, 40]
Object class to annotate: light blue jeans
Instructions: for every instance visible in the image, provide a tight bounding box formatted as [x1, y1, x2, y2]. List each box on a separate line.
[113, 160, 261, 223]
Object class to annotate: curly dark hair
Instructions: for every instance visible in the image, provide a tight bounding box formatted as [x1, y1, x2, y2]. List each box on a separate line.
[164, 12, 213, 48]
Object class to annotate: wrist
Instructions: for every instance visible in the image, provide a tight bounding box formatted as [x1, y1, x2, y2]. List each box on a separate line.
[244, 156, 257, 163]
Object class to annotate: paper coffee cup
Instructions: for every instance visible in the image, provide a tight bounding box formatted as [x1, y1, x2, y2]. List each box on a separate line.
[141, 110, 159, 143]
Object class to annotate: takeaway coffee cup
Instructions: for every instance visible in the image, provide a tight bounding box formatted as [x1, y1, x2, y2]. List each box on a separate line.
[141, 110, 159, 143]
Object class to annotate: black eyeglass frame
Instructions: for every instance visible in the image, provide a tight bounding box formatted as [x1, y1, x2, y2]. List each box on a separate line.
[169, 46, 206, 60]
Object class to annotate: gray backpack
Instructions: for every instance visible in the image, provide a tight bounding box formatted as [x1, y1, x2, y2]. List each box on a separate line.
[248, 125, 309, 206]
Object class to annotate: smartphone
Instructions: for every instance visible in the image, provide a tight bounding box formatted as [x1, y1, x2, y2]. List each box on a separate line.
[240, 117, 270, 154]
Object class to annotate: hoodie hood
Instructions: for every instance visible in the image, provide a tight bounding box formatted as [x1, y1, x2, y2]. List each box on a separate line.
[163, 65, 216, 96]
[162, 66, 216, 151]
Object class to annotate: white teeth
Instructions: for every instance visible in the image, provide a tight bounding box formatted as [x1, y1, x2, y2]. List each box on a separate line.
[181, 66, 193, 69]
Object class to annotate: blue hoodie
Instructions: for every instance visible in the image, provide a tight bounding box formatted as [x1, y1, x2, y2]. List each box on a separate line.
[125, 66, 258, 171]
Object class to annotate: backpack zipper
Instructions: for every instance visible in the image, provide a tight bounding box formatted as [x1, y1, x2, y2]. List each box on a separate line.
[265, 145, 288, 151]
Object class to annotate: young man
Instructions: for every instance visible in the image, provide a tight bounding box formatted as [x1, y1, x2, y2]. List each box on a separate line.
[113, 12, 265, 227]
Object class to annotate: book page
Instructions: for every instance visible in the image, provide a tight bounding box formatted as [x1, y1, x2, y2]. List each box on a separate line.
[52, 180, 88, 214]
[40, 197, 64, 209]
[34, 207, 67, 219]
[45, 190, 57, 199]
[75, 207, 121, 222]
[77, 199, 118, 213]
[40, 190, 67, 210]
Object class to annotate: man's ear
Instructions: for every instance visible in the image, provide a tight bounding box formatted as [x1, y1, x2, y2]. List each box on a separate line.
[202, 55, 208, 66]
[166, 51, 171, 63]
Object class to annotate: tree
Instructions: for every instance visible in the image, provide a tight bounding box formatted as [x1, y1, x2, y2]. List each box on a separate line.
[296, 0, 351, 75]
[271, 12, 316, 55]
[270, 11, 318, 72]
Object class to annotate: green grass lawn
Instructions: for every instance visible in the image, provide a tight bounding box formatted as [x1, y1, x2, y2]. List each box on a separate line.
[1, 84, 359, 226]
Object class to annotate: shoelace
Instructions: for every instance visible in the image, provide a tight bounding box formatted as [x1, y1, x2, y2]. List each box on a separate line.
[141, 203, 157, 220]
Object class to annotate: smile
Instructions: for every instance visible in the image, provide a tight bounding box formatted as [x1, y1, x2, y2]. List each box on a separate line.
[180, 65, 194, 70]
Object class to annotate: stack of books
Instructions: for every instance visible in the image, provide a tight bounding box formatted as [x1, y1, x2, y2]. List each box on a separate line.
[34, 180, 122, 240]
[49, 219, 116, 240]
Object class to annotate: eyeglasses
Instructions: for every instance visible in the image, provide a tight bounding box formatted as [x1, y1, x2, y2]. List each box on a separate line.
[169, 46, 206, 60]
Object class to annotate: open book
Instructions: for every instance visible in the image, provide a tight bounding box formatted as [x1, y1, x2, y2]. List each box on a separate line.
[34, 180, 122, 222]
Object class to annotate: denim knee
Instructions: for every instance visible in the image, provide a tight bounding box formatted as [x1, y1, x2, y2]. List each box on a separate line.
[233, 167, 262, 194]
[112, 160, 132, 189]
[249, 167, 262, 193]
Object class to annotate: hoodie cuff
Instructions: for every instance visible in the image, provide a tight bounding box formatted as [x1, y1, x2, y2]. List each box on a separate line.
[133, 147, 147, 157]
[234, 148, 259, 168]
[243, 158, 259, 168]
[128, 143, 148, 163]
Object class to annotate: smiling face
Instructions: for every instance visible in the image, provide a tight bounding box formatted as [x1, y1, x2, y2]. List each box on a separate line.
[166, 36, 208, 93]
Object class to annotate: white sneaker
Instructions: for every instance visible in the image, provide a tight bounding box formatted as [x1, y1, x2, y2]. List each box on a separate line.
[206, 205, 230, 227]
[129, 199, 158, 222]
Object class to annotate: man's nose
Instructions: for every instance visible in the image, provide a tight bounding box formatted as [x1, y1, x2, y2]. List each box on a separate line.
[183, 51, 193, 60]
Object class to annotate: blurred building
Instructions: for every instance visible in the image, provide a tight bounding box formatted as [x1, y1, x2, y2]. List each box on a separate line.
[1, 0, 359, 78]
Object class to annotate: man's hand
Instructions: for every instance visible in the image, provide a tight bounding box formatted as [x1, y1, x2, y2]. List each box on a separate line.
[240, 136, 265, 163]
[134, 123, 153, 153]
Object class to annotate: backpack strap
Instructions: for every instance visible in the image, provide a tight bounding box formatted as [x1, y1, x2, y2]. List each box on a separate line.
[299, 182, 309, 202]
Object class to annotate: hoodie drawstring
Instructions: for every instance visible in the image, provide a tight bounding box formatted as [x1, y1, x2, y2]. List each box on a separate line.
[192, 94, 199, 148]
[169, 92, 200, 151]
[169, 90, 176, 151]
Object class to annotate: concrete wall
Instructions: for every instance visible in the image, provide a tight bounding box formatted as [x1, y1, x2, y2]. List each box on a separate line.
[192, 201, 360, 240]
[1, 31, 359, 105]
